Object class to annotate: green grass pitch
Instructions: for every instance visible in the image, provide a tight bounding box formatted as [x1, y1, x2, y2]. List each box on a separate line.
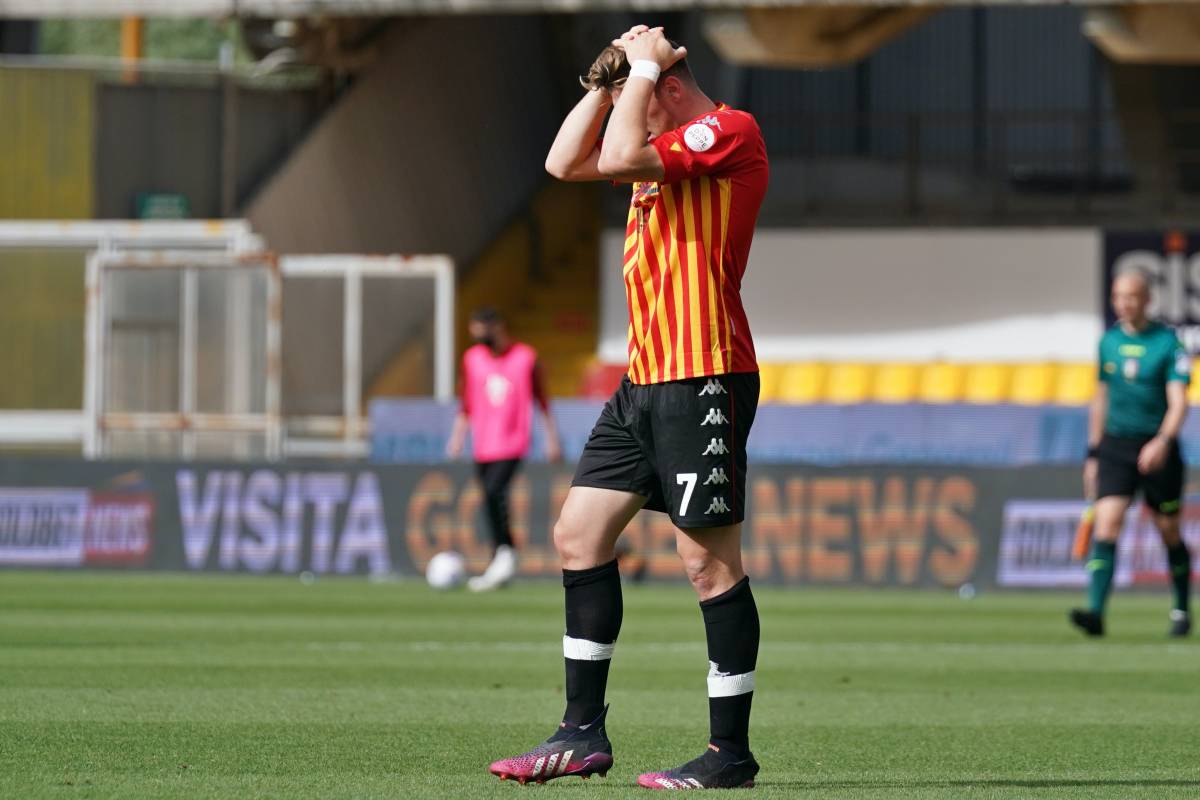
[1, 571, 1198, 799]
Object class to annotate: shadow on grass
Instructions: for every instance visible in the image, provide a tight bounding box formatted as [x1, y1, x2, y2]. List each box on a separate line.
[753, 779, 1200, 790]
[552, 777, 1200, 792]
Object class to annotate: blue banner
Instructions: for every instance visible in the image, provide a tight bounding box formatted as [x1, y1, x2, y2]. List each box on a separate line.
[368, 398, 1189, 467]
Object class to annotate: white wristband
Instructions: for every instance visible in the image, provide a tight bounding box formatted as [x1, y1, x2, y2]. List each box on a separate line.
[628, 60, 661, 84]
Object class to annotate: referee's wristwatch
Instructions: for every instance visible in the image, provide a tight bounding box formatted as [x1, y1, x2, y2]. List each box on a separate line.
[1086, 445, 1100, 460]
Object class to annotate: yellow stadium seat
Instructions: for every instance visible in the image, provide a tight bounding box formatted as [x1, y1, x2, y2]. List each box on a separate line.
[777, 362, 828, 404]
[962, 363, 1012, 404]
[1188, 360, 1200, 405]
[918, 363, 965, 404]
[826, 363, 873, 404]
[757, 363, 784, 403]
[1010, 363, 1057, 405]
[873, 363, 919, 403]
[1054, 363, 1097, 405]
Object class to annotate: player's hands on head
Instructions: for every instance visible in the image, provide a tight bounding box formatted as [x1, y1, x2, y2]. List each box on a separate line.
[612, 26, 687, 70]
[612, 24, 651, 46]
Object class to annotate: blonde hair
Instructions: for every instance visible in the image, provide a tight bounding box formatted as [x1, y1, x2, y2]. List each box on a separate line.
[580, 45, 629, 92]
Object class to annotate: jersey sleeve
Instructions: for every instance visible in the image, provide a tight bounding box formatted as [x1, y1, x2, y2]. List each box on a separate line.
[1167, 339, 1192, 385]
[651, 111, 758, 184]
[1097, 339, 1109, 384]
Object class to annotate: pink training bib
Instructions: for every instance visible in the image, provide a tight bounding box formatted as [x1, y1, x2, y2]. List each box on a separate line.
[461, 342, 538, 462]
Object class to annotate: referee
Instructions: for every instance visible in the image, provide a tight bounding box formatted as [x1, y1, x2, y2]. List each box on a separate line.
[1072, 267, 1192, 638]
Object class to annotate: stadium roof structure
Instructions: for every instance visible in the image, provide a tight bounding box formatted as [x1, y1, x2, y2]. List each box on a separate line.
[0, 0, 1141, 17]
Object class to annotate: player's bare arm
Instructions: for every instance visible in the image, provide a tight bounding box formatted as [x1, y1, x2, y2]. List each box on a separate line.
[1084, 381, 1107, 497]
[1139, 382, 1188, 473]
[545, 89, 611, 182]
[597, 28, 685, 182]
[545, 25, 653, 182]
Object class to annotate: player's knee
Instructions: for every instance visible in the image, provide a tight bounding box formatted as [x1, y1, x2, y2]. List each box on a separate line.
[681, 553, 720, 596]
[552, 517, 583, 560]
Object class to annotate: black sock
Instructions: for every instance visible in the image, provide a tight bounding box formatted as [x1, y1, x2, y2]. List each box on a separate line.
[701, 577, 759, 760]
[562, 559, 622, 724]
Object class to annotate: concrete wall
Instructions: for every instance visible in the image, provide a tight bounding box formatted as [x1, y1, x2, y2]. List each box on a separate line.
[247, 16, 559, 263]
[600, 228, 1102, 362]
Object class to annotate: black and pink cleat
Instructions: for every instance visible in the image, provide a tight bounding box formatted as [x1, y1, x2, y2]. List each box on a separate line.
[637, 745, 759, 790]
[488, 707, 614, 785]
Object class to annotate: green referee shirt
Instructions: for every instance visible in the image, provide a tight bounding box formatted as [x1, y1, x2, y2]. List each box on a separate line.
[1098, 321, 1190, 437]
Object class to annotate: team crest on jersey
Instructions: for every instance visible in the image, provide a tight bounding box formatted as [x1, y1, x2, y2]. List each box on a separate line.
[1122, 358, 1139, 381]
[632, 181, 660, 209]
[485, 373, 512, 406]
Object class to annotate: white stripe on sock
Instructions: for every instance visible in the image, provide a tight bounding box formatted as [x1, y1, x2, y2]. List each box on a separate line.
[562, 635, 615, 661]
[707, 669, 755, 698]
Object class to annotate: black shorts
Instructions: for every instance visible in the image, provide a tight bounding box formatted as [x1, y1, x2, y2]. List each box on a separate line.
[572, 372, 759, 529]
[1096, 433, 1185, 515]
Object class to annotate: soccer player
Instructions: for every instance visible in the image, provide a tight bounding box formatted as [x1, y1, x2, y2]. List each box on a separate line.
[1071, 267, 1192, 637]
[487, 26, 768, 789]
[446, 307, 561, 592]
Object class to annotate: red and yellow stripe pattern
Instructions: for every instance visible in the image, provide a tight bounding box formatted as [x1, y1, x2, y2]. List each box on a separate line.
[623, 175, 757, 385]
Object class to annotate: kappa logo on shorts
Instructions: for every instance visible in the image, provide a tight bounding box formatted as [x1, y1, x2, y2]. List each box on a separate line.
[697, 379, 726, 396]
[701, 408, 729, 426]
[702, 438, 729, 456]
[704, 467, 729, 485]
[705, 497, 731, 515]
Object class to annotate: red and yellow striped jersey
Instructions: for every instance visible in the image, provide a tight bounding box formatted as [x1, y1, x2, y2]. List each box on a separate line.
[622, 104, 768, 385]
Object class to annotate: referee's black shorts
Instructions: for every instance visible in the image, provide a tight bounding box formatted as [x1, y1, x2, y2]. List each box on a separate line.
[572, 372, 759, 529]
[1096, 433, 1186, 515]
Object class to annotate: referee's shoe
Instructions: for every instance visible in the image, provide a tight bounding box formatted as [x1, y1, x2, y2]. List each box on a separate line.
[1069, 608, 1105, 637]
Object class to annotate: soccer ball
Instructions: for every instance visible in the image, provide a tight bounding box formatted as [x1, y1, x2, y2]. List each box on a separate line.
[426, 551, 467, 590]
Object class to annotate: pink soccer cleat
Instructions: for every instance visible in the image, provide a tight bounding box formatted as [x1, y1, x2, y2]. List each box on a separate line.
[488, 707, 614, 785]
[637, 745, 759, 790]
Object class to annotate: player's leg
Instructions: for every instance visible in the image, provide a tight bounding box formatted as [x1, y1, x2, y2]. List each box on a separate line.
[487, 485, 645, 784]
[1071, 437, 1137, 636]
[636, 523, 760, 791]
[488, 380, 653, 784]
[1073, 496, 1128, 631]
[637, 373, 761, 790]
[468, 458, 521, 592]
[555, 485, 646, 723]
[1144, 441, 1190, 636]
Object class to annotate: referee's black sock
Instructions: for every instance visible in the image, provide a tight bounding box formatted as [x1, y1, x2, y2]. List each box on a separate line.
[701, 576, 759, 760]
[562, 559, 622, 725]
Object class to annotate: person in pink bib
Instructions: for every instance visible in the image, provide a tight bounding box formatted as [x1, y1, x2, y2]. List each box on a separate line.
[447, 307, 561, 591]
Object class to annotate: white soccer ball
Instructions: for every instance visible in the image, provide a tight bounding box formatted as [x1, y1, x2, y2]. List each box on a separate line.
[426, 551, 467, 590]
